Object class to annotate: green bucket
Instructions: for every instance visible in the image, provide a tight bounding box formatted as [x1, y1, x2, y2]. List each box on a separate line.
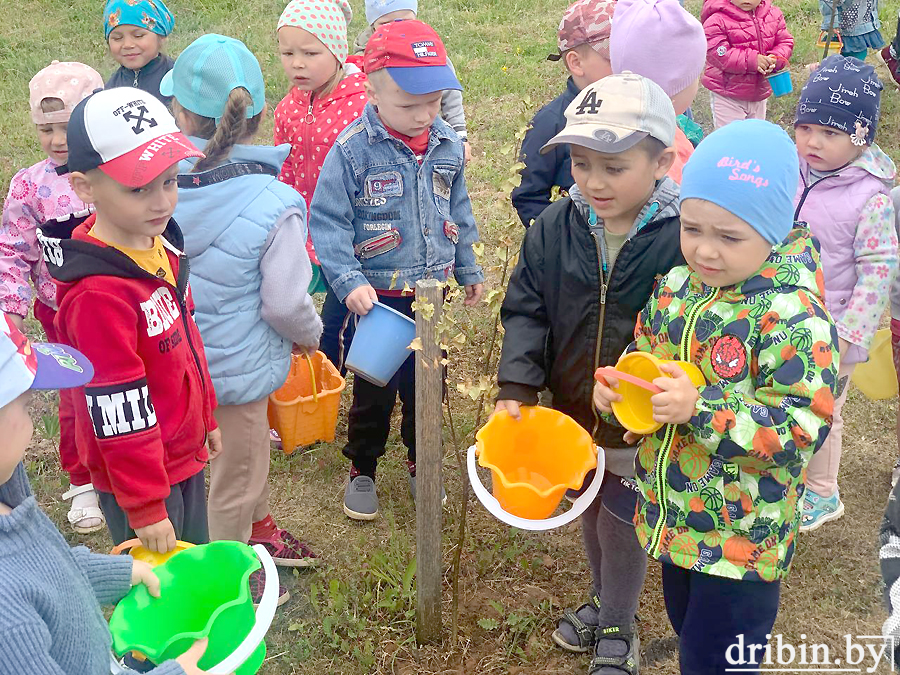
[109, 541, 276, 675]
[309, 263, 328, 295]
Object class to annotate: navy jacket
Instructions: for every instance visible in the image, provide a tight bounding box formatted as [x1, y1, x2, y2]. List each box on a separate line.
[105, 54, 174, 107]
[510, 77, 580, 228]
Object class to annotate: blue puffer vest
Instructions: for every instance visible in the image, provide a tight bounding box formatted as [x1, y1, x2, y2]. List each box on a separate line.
[174, 140, 305, 406]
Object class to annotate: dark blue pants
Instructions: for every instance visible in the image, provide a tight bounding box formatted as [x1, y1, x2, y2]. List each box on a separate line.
[662, 563, 781, 675]
[319, 288, 355, 375]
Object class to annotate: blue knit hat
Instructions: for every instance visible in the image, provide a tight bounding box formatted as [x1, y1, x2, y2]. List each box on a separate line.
[794, 54, 882, 146]
[365, 0, 418, 24]
[680, 120, 799, 245]
[103, 0, 175, 39]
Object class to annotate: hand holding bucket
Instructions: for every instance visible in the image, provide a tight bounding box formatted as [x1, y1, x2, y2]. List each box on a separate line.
[467, 407, 605, 531]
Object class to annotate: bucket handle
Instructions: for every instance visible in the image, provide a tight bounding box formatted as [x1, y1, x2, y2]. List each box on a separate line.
[300, 353, 319, 403]
[206, 544, 278, 674]
[466, 445, 605, 531]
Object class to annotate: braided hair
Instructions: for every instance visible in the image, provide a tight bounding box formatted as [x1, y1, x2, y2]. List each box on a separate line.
[173, 88, 263, 173]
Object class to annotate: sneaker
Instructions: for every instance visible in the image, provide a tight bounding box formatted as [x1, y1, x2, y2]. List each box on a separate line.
[344, 469, 379, 520]
[800, 487, 845, 532]
[249, 567, 290, 607]
[406, 461, 447, 505]
[892, 458, 900, 488]
[881, 46, 900, 86]
[249, 527, 319, 568]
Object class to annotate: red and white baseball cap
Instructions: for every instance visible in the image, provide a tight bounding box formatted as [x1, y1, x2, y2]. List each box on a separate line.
[56, 87, 203, 188]
[363, 20, 462, 95]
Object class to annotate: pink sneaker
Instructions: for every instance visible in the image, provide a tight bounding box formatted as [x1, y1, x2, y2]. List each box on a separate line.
[249, 568, 290, 607]
[249, 527, 320, 568]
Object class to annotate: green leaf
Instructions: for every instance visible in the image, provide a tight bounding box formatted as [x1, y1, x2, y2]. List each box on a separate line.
[477, 617, 500, 631]
[402, 557, 416, 596]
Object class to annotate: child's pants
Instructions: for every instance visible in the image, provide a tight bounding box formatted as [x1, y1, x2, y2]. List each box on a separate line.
[33, 299, 92, 487]
[805, 361, 855, 497]
[97, 470, 209, 546]
[343, 295, 416, 478]
[709, 92, 767, 130]
[207, 397, 271, 542]
[581, 473, 647, 627]
[320, 287, 355, 375]
[662, 563, 781, 674]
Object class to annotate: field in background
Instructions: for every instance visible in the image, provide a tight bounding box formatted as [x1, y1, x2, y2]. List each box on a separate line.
[3, 0, 900, 671]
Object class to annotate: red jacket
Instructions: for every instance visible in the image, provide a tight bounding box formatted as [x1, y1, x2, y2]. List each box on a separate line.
[701, 0, 794, 102]
[44, 216, 217, 528]
[273, 71, 368, 263]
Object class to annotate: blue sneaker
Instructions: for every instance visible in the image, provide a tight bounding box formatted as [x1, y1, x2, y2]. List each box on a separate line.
[799, 487, 844, 532]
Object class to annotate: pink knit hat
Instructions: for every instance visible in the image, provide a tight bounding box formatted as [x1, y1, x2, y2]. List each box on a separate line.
[277, 0, 353, 65]
[610, 0, 706, 98]
[29, 61, 103, 125]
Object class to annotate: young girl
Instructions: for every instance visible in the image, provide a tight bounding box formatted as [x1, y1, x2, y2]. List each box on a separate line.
[1, 60, 105, 536]
[594, 120, 839, 674]
[163, 34, 323, 605]
[103, 0, 175, 105]
[275, 0, 368, 370]
[793, 55, 898, 531]
[701, 0, 794, 129]
[821, 0, 885, 60]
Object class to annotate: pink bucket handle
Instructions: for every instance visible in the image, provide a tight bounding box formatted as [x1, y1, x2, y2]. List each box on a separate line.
[594, 367, 663, 395]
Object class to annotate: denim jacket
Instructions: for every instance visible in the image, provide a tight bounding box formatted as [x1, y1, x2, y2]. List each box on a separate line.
[309, 104, 484, 302]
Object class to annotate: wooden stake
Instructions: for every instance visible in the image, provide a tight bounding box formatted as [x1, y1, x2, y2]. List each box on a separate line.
[415, 279, 443, 644]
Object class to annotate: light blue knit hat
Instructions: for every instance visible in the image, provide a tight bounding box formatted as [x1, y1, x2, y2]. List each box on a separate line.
[680, 119, 799, 245]
[365, 0, 418, 24]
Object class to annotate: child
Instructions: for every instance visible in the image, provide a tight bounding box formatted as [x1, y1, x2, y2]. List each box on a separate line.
[0, 316, 215, 675]
[274, 0, 369, 370]
[821, 0, 885, 60]
[310, 20, 484, 520]
[163, 34, 323, 600]
[497, 73, 685, 670]
[610, 0, 709, 182]
[593, 120, 839, 674]
[1, 60, 105, 535]
[880, 478, 900, 665]
[353, 0, 471, 163]
[43, 87, 221, 553]
[879, 13, 900, 86]
[512, 0, 616, 228]
[700, 0, 794, 129]
[793, 55, 898, 531]
[103, 0, 175, 106]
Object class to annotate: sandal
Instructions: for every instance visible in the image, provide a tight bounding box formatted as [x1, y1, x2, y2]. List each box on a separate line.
[551, 591, 601, 653]
[62, 483, 105, 534]
[589, 624, 640, 675]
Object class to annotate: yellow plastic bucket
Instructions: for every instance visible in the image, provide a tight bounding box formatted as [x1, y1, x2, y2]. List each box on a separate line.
[604, 352, 706, 435]
[267, 351, 346, 454]
[852, 328, 898, 400]
[111, 538, 196, 567]
[474, 407, 597, 520]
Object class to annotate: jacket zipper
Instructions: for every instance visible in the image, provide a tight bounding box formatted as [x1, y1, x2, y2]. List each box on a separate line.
[589, 231, 607, 437]
[793, 172, 840, 221]
[648, 286, 719, 557]
[753, 9, 765, 57]
[133, 69, 139, 87]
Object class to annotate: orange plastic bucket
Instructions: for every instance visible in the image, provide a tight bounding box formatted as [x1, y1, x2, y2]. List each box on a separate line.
[605, 352, 706, 435]
[475, 407, 597, 520]
[267, 352, 346, 454]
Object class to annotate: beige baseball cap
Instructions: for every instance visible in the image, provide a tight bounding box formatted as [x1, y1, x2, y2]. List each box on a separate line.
[541, 72, 676, 154]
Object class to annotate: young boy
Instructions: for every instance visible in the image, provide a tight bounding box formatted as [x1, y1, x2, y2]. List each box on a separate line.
[41, 87, 221, 553]
[353, 0, 471, 163]
[593, 120, 840, 674]
[0, 316, 214, 675]
[512, 0, 615, 228]
[310, 20, 484, 521]
[496, 73, 685, 670]
[610, 0, 708, 182]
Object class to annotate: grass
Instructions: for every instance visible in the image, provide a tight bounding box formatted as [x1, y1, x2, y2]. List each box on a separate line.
[4, 0, 900, 672]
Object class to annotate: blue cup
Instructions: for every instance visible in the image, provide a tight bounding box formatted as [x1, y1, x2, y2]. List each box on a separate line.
[767, 69, 793, 97]
[344, 302, 417, 386]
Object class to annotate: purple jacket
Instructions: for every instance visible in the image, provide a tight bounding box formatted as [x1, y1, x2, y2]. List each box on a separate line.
[793, 145, 898, 363]
[701, 0, 794, 102]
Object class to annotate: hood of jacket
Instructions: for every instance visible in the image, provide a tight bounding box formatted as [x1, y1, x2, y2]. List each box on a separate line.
[569, 176, 681, 238]
[177, 140, 293, 255]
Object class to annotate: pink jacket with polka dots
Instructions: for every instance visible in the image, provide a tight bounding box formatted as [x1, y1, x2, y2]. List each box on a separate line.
[274, 72, 369, 263]
[0, 158, 90, 316]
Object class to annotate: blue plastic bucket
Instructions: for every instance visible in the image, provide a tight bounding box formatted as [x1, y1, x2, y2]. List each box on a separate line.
[767, 69, 792, 97]
[344, 302, 416, 387]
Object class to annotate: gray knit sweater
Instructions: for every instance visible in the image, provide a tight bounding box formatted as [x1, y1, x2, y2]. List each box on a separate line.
[0, 463, 184, 675]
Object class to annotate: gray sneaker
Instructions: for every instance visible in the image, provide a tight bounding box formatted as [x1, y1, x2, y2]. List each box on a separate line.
[406, 462, 447, 505]
[344, 473, 379, 521]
